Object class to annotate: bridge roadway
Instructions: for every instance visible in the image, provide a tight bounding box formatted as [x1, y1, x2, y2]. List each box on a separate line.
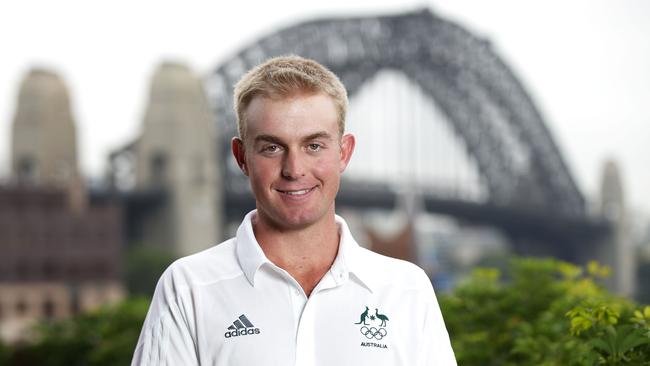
[96, 179, 609, 265]
[223, 181, 609, 262]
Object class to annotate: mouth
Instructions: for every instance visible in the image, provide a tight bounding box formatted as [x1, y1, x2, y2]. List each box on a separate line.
[275, 186, 316, 197]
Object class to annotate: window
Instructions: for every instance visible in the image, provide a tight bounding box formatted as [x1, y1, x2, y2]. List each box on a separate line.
[16, 299, 28, 315]
[150, 152, 168, 186]
[17, 156, 37, 184]
[43, 298, 55, 319]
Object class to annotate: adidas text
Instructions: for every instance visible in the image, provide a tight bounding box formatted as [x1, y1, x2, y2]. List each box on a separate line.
[224, 328, 261, 338]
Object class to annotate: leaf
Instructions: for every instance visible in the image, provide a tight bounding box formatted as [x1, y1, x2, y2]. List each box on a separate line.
[616, 326, 650, 355]
[587, 261, 611, 278]
[591, 337, 613, 354]
[558, 262, 582, 280]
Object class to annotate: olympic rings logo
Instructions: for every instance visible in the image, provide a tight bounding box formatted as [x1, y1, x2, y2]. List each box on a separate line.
[360, 326, 388, 340]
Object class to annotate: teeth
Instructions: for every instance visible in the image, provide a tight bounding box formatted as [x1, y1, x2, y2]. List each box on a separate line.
[283, 189, 311, 196]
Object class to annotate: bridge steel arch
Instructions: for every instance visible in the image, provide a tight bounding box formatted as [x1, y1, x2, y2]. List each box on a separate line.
[207, 9, 586, 222]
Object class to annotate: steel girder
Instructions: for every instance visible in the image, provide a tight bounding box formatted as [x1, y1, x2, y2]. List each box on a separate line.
[207, 8, 586, 219]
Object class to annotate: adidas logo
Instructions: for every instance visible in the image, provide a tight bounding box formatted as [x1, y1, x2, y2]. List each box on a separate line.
[224, 314, 261, 338]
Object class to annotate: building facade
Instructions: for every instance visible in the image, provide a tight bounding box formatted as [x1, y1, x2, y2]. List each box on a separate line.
[0, 69, 124, 343]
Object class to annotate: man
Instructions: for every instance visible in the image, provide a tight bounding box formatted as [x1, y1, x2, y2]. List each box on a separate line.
[131, 55, 456, 365]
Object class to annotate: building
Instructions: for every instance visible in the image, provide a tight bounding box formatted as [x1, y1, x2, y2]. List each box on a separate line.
[0, 69, 124, 343]
[110, 62, 222, 256]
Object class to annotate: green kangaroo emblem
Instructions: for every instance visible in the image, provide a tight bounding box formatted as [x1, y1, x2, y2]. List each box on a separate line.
[354, 306, 370, 325]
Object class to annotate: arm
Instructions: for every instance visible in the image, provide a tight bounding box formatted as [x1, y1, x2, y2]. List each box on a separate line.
[418, 277, 457, 365]
[131, 266, 199, 366]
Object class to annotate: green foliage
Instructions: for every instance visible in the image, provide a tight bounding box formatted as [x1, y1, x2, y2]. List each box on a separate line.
[0, 341, 10, 365]
[124, 245, 177, 297]
[8, 298, 149, 366]
[4, 257, 648, 365]
[439, 258, 650, 366]
[566, 302, 650, 365]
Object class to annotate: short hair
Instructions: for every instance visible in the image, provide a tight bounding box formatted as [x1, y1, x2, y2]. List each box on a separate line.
[233, 55, 348, 140]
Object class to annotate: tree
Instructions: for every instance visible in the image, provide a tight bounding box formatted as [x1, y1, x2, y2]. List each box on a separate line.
[0, 341, 10, 365]
[439, 258, 650, 365]
[124, 245, 176, 298]
[9, 298, 149, 366]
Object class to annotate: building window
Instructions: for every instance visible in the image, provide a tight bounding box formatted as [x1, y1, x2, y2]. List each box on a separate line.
[70, 286, 80, 314]
[16, 299, 28, 315]
[43, 298, 55, 319]
[17, 156, 37, 184]
[150, 152, 168, 186]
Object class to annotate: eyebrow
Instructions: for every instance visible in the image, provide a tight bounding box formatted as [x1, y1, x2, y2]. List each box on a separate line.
[253, 134, 284, 146]
[253, 131, 334, 145]
[302, 131, 334, 142]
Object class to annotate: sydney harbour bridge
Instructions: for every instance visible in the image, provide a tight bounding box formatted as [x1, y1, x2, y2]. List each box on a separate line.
[204, 9, 608, 261]
[0, 8, 628, 343]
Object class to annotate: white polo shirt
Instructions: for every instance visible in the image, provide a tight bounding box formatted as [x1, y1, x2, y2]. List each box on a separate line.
[131, 210, 456, 366]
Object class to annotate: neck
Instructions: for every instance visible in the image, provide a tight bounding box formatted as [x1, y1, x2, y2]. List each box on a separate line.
[252, 211, 340, 296]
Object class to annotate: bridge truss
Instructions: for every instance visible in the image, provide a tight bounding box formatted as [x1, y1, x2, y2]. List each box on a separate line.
[206, 9, 608, 258]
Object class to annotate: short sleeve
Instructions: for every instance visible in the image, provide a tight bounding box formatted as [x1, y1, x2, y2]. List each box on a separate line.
[418, 279, 457, 365]
[131, 266, 199, 366]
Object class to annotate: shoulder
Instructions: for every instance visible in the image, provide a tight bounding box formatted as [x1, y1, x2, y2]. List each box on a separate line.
[158, 238, 242, 294]
[354, 246, 433, 293]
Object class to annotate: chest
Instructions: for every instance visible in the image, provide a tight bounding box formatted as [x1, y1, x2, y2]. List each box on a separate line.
[191, 277, 426, 366]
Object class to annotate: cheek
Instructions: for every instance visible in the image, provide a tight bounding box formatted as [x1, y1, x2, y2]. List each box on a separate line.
[314, 156, 342, 179]
[248, 159, 278, 184]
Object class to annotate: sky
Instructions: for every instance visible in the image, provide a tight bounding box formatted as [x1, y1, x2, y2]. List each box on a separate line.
[0, 0, 649, 215]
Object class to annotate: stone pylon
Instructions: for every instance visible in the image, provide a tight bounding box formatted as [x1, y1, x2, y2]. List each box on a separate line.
[135, 62, 221, 255]
[10, 68, 86, 212]
[599, 159, 635, 296]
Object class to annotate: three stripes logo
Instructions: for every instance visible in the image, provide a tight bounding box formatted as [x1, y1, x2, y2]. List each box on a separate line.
[224, 314, 261, 338]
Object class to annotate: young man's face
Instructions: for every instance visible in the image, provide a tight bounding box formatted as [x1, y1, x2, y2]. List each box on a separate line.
[232, 92, 355, 231]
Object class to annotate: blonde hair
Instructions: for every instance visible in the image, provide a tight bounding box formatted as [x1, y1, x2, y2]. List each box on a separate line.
[233, 55, 348, 140]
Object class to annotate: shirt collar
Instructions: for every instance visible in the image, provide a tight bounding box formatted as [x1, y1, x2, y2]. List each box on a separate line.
[235, 210, 375, 292]
[333, 214, 375, 292]
[235, 210, 270, 287]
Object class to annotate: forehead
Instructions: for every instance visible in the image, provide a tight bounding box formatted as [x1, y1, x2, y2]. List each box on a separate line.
[244, 92, 339, 140]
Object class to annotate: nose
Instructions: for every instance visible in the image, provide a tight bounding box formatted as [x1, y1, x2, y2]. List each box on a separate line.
[281, 149, 306, 180]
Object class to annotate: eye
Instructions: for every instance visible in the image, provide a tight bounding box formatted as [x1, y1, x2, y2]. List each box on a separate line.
[262, 144, 282, 153]
[307, 143, 322, 152]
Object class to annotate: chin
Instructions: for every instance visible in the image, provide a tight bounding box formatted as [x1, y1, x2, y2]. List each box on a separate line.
[262, 207, 327, 230]
[280, 211, 321, 229]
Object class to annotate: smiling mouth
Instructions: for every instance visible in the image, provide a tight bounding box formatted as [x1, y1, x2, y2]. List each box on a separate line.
[276, 187, 316, 196]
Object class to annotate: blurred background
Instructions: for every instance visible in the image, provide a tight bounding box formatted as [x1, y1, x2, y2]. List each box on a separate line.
[1, 0, 649, 363]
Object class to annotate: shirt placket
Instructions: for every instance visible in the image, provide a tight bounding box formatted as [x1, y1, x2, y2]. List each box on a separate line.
[294, 290, 315, 366]
[288, 280, 307, 347]
[293, 271, 343, 366]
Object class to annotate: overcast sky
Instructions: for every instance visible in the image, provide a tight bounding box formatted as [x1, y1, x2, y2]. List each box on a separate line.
[1, 0, 648, 214]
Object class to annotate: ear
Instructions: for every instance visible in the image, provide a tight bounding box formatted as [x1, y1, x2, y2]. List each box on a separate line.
[231, 137, 248, 176]
[338, 133, 356, 173]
